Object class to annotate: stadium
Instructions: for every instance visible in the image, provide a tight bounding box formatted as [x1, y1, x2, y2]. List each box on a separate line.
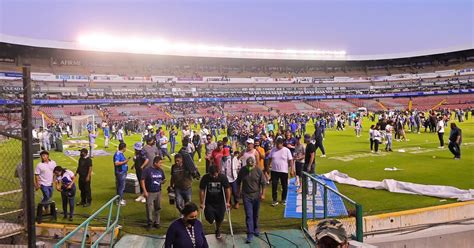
[0, 1, 473, 247]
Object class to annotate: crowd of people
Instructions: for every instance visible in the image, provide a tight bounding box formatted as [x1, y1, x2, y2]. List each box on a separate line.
[32, 106, 469, 247]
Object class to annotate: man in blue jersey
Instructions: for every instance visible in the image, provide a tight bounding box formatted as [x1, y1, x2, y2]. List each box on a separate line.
[114, 143, 129, 206]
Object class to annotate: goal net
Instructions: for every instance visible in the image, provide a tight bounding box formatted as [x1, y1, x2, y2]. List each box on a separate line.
[71, 115, 94, 137]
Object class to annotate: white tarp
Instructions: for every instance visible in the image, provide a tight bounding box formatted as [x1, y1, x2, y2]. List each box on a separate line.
[322, 170, 474, 201]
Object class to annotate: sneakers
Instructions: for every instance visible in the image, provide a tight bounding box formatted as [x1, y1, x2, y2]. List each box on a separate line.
[438, 146, 444, 149]
[198, 158, 202, 162]
[119, 199, 126, 206]
[141, 198, 146, 203]
[245, 237, 253, 244]
[282, 200, 287, 206]
[153, 223, 160, 229]
[320, 154, 326, 158]
[271, 201, 279, 207]
[215, 229, 222, 239]
[135, 195, 145, 202]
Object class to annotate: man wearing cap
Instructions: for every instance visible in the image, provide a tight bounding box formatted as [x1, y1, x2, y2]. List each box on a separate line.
[76, 148, 93, 207]
[269, 137, 294, 207]
[133, 142, 149, 203]
[35, 151, 57, 204]
[315, 219, 349, 248]
[236, 157, 266, 243]
[240, 138, 260, 169]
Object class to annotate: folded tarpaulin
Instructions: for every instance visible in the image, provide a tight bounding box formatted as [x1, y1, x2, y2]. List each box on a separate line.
[321, 170, 474, 201]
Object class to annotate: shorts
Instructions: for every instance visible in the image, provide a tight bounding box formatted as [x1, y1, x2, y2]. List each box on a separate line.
[295, 161, 304, 177]
[204, 203, 226, 224]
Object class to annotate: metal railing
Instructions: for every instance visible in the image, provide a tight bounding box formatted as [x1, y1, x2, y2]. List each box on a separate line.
[54, 195, 122, 248]
[301, 172, 363, 242]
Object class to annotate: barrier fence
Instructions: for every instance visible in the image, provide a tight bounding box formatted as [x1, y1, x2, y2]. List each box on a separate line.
[54, 195, 122, 248]
[301, 171, 363, 243]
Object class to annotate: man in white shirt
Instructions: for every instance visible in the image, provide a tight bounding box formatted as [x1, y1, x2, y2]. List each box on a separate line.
[269, 137, 294, 207]
[437, 116, 445, 148]
[35, 150, 57, 203]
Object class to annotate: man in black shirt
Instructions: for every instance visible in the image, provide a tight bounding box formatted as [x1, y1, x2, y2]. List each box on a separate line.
[304, 134, 316, 174]
[448, 123, 462, 160]
[199, 165, 230, 239]
[76, 148, 92, 207]
[314, 123, 326, 157]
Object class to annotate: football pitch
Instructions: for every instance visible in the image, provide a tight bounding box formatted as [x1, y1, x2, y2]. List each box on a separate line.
[31, 115, 474, 235]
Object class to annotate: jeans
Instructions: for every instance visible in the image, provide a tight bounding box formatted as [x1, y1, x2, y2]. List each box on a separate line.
[271, 171, 289, 202]
[61, 186, 76, 218]
[146, 191, 161, 225]
[40, 185, 53, 203]
[161, 148, 172, 161]
[175, 188, 192, 211]
[115, 172, 127, 199]
[170, 139, 176, 154]
[448, 141, 461, 158]
[43, 140, 51, 151]
[386, 134, 393, 150]
[243, 196, 261, 240]
[229, 181, 240, 205]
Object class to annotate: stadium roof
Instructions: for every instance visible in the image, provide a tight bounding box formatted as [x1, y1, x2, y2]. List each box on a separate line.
[0, 33, 472, 61]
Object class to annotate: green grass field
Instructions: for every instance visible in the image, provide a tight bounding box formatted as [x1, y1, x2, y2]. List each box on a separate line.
[32, 115, 474, 236]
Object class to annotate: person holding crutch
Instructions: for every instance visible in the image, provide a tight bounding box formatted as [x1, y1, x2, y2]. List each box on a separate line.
[199, 165, 231, 239]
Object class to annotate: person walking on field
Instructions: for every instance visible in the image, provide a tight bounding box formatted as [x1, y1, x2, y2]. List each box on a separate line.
[76, 148, 92, 207]
[236, 157, 266, 244]
[113, 143, 129, 206]
[199, 165, 231, 239]
[170, 153, 194, 212]
[437, 116, 445, 149]
[448, 123, 462, 160]
[269, 137, 294, 207]
[133, 142, 149, 203]
[141, 156, 166, 230]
